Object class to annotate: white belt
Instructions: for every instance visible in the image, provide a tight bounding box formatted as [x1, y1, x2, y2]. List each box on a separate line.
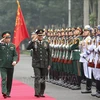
[73, 50, 80, 52]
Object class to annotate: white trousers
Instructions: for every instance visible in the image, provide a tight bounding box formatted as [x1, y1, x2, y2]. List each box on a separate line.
[93, 68, 100, 81]
[83, 62, 93, 79]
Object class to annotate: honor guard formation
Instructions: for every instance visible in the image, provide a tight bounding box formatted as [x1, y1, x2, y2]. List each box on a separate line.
[1, 25, 100, 98]
[43, 25, 100, 98]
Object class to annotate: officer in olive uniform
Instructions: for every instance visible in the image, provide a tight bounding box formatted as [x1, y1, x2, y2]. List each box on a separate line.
[0, 31, 18, 98]
[27, 29, 51, 98]
[66, 29, 74, 88]
[70, 27, 82, 90]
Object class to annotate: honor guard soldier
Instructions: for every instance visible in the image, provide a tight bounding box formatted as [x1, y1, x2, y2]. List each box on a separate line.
[91, 25, 100, 98]
[0, 31, 18, 98]
[57, 29, 65, 85]
[27, 29, 52, 98]
[61, 29, 68, 86]
[80, 25, 93, 93]
[53, 31, 60, 84]
[49, 34, 54, 81]
[63, 28, 70, 86]
[49, 30, 57, 84]
[69, 27, 83, 90]
[66, 28, 74, 88]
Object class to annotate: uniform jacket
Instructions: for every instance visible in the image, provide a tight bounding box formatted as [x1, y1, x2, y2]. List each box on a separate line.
[70, 36, 82, 60]
[27, 40, 52, 68]
[0, 42, 18, 68]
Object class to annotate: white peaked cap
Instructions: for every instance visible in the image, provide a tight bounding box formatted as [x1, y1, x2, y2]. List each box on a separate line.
[84, 25, 91, 30]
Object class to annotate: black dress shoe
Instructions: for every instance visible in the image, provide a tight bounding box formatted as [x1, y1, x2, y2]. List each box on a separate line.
[81, 90, 91, 93]
[3, 94, 7, 98]
[68, 85, 74, 89]
[34, 95, 40, 97]
[71, 86, 81, 90]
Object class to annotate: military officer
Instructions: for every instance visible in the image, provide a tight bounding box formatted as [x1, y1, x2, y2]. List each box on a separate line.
[27, 29, 52, 98]
[0, 31, 18, 98]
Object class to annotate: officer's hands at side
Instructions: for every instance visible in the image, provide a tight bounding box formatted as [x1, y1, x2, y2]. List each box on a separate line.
[12, 61, 17, 66]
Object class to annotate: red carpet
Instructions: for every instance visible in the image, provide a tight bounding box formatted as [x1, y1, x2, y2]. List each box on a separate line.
[0, 79, 55, 100]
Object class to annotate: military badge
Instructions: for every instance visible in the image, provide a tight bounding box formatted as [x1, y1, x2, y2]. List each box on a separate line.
[10, 47, 14, 50]
[1, 46, 5, 50]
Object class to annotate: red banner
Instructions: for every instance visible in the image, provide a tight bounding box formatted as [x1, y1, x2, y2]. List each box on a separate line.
[12, 0, 30, 62]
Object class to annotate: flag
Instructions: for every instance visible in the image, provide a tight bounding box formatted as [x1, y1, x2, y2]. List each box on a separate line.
[12, 0, 30, 62]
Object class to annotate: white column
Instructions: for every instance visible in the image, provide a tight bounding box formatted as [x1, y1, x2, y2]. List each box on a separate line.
[84, 0, 89, 26]
[68, 0, 71, 27]
[98, 0, 100, 24]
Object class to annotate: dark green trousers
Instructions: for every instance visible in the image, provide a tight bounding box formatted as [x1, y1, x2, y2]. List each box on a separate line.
[33, 68, 47, 95]
[0, 67, 14, 96]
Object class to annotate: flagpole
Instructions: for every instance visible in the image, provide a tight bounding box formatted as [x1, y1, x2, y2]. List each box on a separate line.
[16, 0, 20, 7]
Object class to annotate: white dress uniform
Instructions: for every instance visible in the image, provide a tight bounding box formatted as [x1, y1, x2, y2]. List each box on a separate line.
[93, 45, 100, 80]
[91, 26, 100, 98]
[86, 41, 96, 79]
[80, 36, 92, 79]
[93, 35, 100, 80]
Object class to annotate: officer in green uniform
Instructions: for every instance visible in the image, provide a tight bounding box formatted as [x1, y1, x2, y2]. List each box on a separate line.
[50, 32, 56, 82]
[57, 29, 65, 85]
[52, 31, 60, 84]
[49, 31, 57, 82]
[0, 31, 18, 98]
[49, 36, 54, 81]
[66, 29, 74, 88]
[61, 35, 67, 84]
[63, 29, 70, 86]
[27, 29, 52, 98]
[70, 27, 83, 90]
